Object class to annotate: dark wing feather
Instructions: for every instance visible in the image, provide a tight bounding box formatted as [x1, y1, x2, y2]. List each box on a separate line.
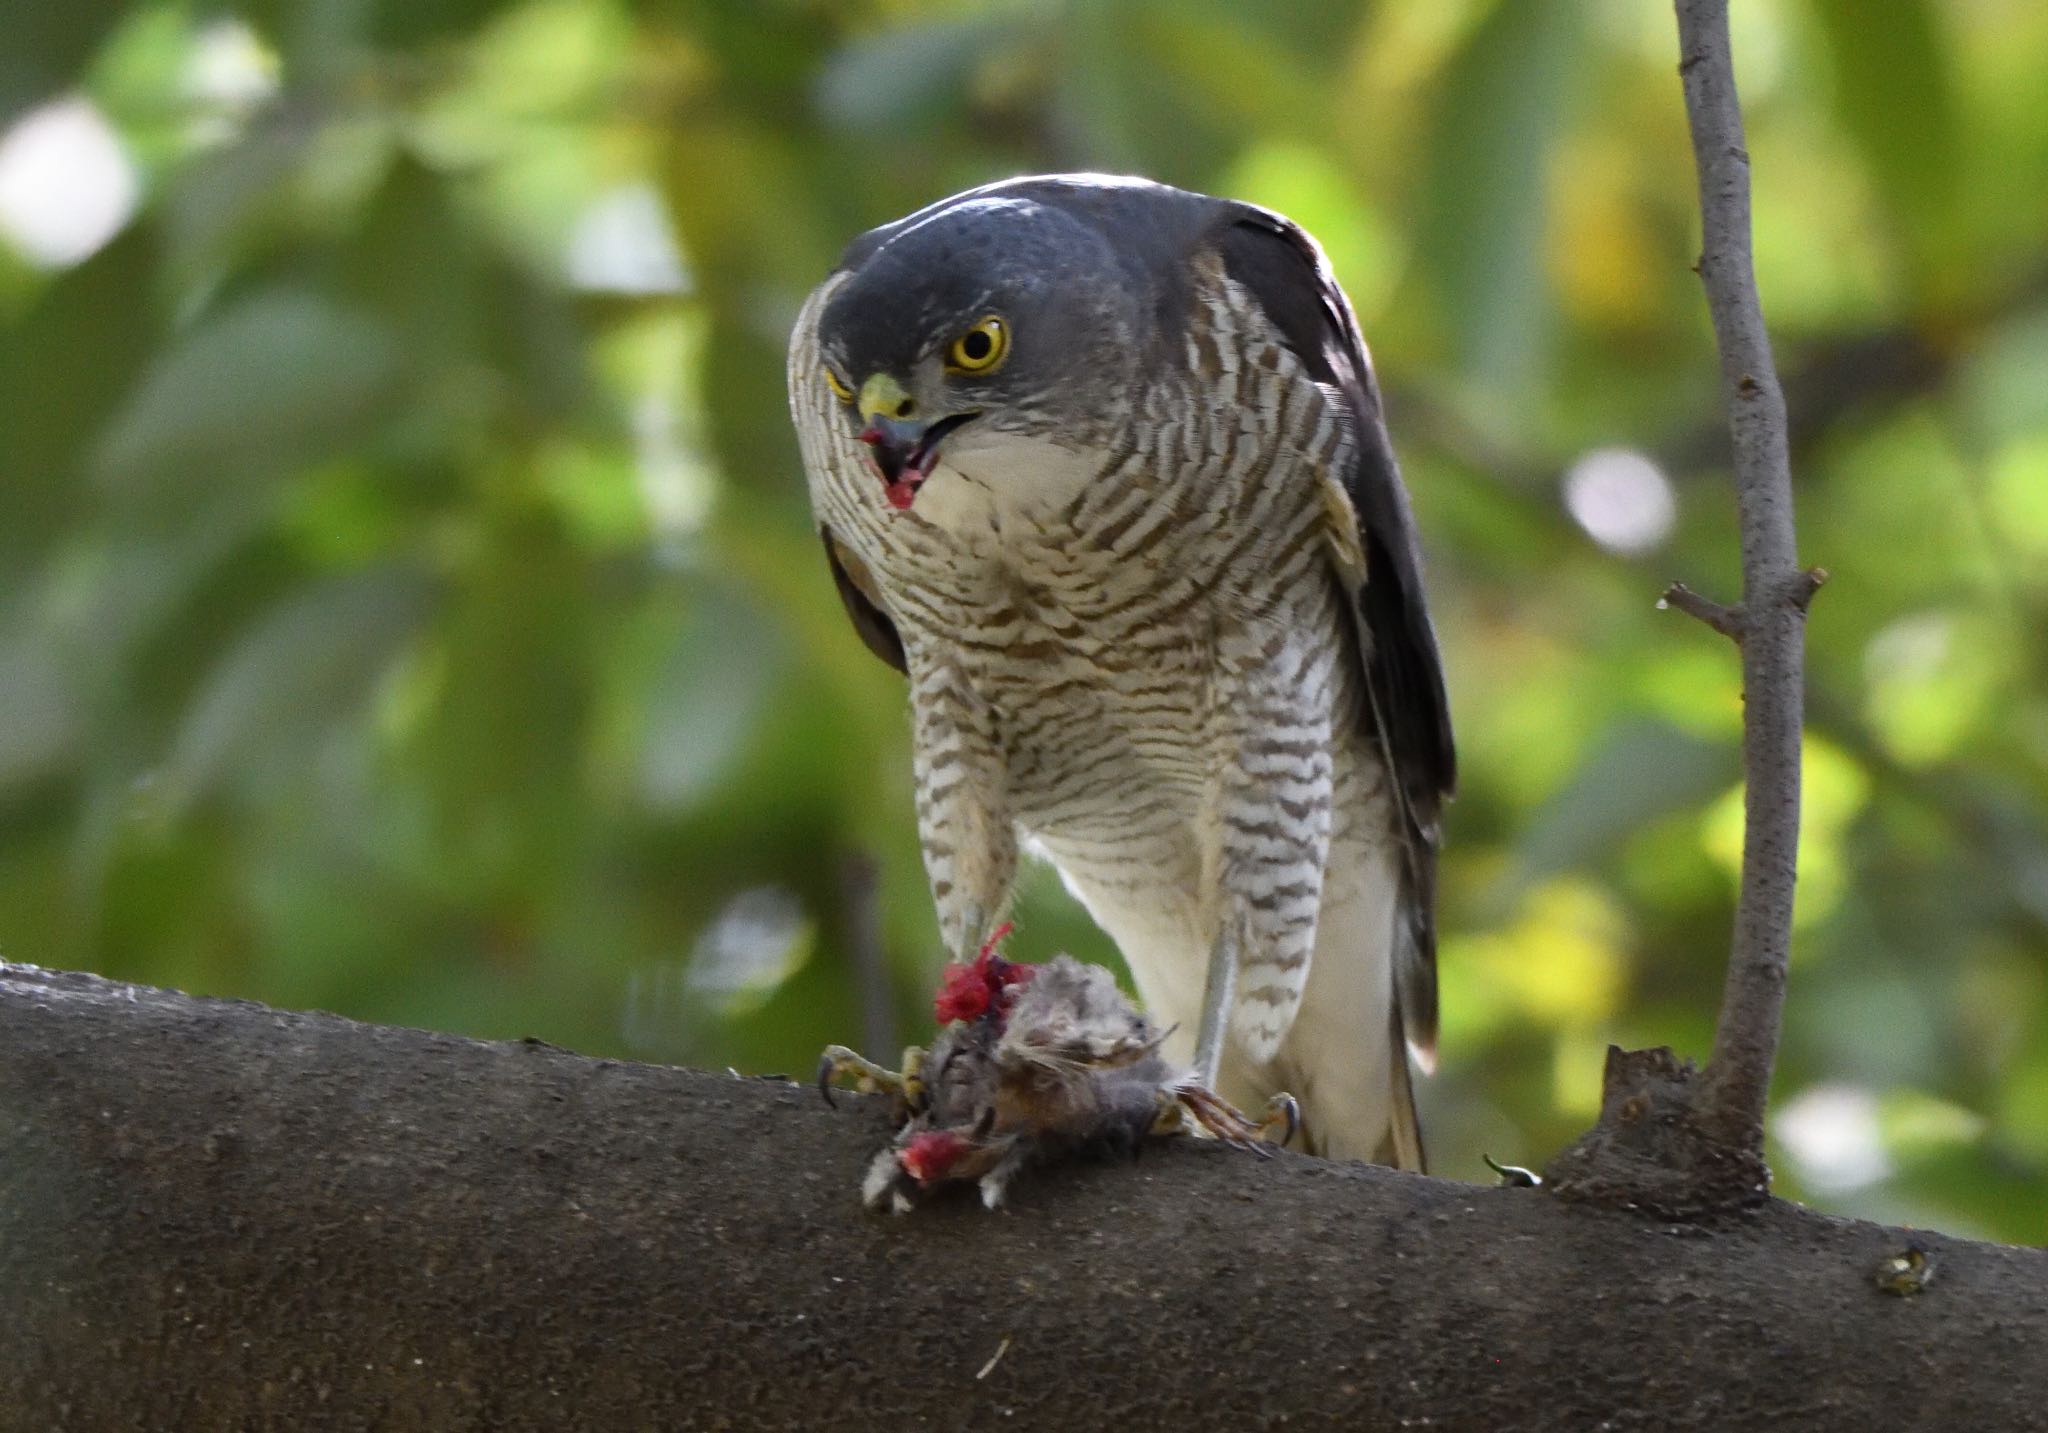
[1215, 210, 1456, 1067]
[821, 525, 906, 674]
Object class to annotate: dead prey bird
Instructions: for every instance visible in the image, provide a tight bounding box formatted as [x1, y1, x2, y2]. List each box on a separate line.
[821, 933, 1297, 1211]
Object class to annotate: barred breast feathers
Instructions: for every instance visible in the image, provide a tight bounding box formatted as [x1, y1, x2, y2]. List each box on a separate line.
[791, 180, 1449, 1170]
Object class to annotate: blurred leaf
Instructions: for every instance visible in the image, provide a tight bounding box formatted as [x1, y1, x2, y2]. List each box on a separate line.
[92, 286, 402, 502]
[631, 581, 788, 813]
[0, 3, 123, 119]
[815, 13, 1016, 133]
[1986, 433, 2048, 566]
[0, 225, 161, 558]
[1442, 879, 1629, 1050]
[163, 565, 430, 809]
[411, 511, 597, 889]
[0, 627, 79, 795]
[1862, 610, 2006, 766]
[1806, 0, 1960, 269]
[1551, 1029, 1610, 1119]
[1997, 1039, 2048, 1163]
[1133, 3, 1324, 139]
[1880, 1087, 1986, 1157]
[1506, 717, 1736, 900]
[1417, 0, 1582, 397]
[1960, 307, 2048, 447]
[1701, 736, 1870, 935]
[367, 0, 509, 49]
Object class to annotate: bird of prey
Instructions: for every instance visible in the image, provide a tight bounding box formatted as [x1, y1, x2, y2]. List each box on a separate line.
[787, 175, 1454, 1166]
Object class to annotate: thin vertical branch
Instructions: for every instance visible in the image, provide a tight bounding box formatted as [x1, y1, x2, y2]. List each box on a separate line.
[1672, 0, 1821, 1151]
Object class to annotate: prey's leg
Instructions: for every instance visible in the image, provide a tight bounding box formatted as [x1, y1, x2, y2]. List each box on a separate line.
[817, 1044, 927, 1109]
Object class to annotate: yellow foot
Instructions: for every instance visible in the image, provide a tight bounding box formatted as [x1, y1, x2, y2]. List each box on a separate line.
[1150, 1091, 1189, 1138]
[1254, 1092, 1300, 1147]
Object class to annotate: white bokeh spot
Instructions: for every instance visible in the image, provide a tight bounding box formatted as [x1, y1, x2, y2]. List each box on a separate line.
[567, 182, 690, 296]
[1776, 1083, 1892, 1194]
[1562, 446, 1677, 555]
[0, 97, 140, 269]
[184, 19, 282, 146]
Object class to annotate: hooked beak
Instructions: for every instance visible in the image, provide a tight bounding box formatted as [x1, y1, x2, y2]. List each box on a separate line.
[855, 374, 976, 511]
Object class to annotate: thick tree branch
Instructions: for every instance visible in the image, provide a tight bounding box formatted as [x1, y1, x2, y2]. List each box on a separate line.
[5, 965, 2046, 1431]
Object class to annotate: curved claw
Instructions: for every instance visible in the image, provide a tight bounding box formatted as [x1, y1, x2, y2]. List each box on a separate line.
[818, 1043, 924, 1114]
[1165, 1083, 1301, 1158]
[1482, 1152, 1542, 1188]
[1262, 1092, 1301, 1148]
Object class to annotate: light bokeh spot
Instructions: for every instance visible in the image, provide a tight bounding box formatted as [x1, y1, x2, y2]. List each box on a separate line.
[1863, 611, 2001, 766]
[0, 97, 140, 268]
[568, 183, 691, 295]
[1777, 1083, 1891, 1193]
[178, 18, 281, 146]
[1562, 446, 1676, 555]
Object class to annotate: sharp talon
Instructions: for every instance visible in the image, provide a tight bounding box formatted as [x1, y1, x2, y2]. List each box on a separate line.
[1483, 1153, 1542, 1188]
[1263, 1092, 1301, 1148]
[817, 1052, 839, 1108]
[1167, 1082, 1300, 1158]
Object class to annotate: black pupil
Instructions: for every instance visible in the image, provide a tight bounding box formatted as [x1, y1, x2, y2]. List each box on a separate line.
[961, 330, 992, 361]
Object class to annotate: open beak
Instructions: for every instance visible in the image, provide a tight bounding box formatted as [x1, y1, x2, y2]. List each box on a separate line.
[855, 373, 975, 511]
[857, 413, 977, 510]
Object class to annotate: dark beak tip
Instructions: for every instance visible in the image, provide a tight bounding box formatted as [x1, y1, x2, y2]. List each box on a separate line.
[856, 411, 973, 496]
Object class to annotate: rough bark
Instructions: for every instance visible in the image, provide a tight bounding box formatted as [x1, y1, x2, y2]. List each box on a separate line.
[1672, 0, 1819, 1159]
[5, 964, 2045, 1432]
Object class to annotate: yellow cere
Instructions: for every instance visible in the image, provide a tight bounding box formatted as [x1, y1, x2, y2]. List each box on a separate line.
[946, 316, 1008, 374]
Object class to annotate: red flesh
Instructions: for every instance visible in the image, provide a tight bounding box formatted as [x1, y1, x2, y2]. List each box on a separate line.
[899, 1129, 968, 1184]
[932, 924, 1036, 1025]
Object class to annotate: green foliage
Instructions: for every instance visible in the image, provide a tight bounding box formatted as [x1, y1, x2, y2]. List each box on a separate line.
[2, 0, 2044, 1242]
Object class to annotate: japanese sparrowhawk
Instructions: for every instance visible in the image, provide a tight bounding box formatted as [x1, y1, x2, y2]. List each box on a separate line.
[788, 175, 1454, 1166]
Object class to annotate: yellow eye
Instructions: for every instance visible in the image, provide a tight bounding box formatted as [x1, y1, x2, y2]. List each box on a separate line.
[946, 316, 1008, 374]
[823, 367, 853, 402]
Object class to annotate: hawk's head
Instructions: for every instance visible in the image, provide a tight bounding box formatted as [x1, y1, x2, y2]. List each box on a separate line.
[808, 176, 1201, 512]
